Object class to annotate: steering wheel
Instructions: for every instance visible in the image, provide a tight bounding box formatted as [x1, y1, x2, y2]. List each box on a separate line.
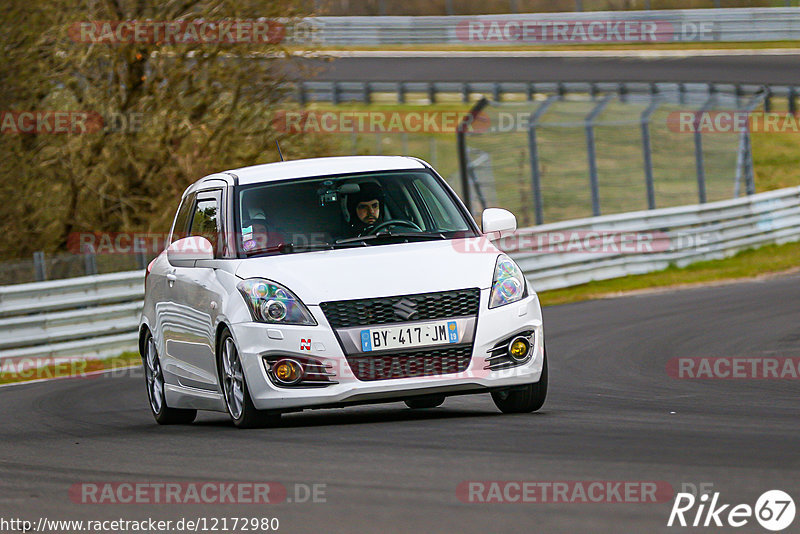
[367, 219, 423, 235]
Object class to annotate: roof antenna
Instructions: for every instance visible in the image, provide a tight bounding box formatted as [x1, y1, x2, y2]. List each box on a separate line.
[275, 141, 285, 162]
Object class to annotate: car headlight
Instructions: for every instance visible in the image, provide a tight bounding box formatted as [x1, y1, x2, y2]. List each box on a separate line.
[489, 254, 528, 309]
[237, 279, 317, 325]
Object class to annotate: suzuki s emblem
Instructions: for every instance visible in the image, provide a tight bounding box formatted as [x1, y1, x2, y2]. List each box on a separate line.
[393, 298, 418, 321]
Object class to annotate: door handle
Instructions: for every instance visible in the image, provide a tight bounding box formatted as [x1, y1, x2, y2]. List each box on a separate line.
[166, 273, 177, 287]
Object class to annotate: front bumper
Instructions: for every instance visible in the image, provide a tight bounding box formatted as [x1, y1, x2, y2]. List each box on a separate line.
[229, 288, 544, 411]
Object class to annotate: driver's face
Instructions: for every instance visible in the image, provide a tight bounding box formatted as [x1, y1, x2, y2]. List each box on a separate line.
[356, 199, 380, 225]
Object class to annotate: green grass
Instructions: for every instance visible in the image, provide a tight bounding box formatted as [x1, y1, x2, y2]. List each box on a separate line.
[538, 239, 800, 306]
[0, 351, 141, 385]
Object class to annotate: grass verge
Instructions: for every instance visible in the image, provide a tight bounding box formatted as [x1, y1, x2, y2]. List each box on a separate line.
[0, 351, 141, 386]
[538, 239, 800, 306]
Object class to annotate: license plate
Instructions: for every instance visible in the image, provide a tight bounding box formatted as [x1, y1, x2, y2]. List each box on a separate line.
[360, 321, 459, 352]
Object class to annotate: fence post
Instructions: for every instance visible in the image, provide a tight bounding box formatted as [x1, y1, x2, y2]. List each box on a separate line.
[585, 95, 612, 217]
[743, 92, 766, 196]
[33, 251, 47, 282]
[693, 95, 715, 204]
[528, 95, 558, 225]
[641, 97, 661, 210]
[457, 97, 490, 216]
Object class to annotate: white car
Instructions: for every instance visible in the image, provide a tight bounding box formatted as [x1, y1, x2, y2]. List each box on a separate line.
[139, 156, 547, 428]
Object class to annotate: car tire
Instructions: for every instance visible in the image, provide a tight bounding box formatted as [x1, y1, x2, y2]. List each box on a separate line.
[491, 350, 548, 414]
[218, 328, 281, 429]
[143, 331, 197, 425]
[405, 396, 446, 409]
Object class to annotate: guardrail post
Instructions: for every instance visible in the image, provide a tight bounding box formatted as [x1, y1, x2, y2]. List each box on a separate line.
[526, 82, 535, 102]
[397, 82, 405, 104]
[33, 251, 47, 282]
[590, 82, 598, 101]
[331, 82, 340, 105]
[764, 87, 772, 112]
[133, 237, 147, 271]
[528, 95, 558, 225]
[82, 243, 98, 276]
[462, 83, 470, 103]
[446, 0, 454, 15]
[575, 0, 583, 11]
[618, 83, 628, 104]
[678, 83, 686, 105]
[296, 82, 306, 106]
[428, 82, 436, 104]
[693, 95, 715, 204]
[493, 83, 502, 102]
[586, 95, 612, 217]
[790, 86, 797, 115]
[363, 82, 371, 104]
[457, 97, 490, 216]
[641, 97, 661, 210]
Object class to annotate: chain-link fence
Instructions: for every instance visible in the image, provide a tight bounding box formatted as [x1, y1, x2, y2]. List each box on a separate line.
[460, 86, 764, 224]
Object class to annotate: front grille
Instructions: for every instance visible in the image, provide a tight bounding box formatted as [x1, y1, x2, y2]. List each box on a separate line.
[320, 288, 480, 328]
[346, 345, 472, 381]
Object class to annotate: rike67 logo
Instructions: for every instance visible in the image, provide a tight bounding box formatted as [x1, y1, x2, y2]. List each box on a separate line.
[668, 490, 795, 531]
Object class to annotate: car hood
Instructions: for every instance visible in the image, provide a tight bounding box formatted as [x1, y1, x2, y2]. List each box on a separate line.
[234, 237, 501, 305]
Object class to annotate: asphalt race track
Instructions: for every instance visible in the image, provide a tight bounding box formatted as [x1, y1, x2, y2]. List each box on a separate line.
[1, 274, 798, 533]
[305, 51, 800, 84]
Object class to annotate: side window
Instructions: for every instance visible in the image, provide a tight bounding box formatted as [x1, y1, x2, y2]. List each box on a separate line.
[170, 193, 195, 244]
[189, 196, 221, 253]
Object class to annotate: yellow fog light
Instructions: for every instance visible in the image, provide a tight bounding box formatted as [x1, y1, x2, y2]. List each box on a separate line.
[508, 337, 531, 362]
[272, 359, 304, 386]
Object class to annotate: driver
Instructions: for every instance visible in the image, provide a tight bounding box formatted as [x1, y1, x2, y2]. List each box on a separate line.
[347, 182, 385, 236]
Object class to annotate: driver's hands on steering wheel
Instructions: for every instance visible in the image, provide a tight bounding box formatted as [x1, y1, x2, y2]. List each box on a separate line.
[363, 219, 423, 236]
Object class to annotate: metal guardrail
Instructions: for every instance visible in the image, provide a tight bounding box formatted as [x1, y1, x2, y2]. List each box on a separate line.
[291, 8, 800, 45]
[296, 81, 798, 113]
[1, 186, 799, 364]
[509, 185, 800, 290]
[0, 271, 144, 364]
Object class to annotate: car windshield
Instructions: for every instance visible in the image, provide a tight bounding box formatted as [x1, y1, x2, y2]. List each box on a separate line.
[235, 170, 477, 256]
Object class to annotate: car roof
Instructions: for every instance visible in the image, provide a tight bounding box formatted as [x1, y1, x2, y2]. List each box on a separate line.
[229, 156, 426, 185]
[183, 156, 429, 197]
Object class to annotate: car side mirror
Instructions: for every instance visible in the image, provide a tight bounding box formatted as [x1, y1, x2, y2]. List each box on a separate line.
[167, 236, 214, 267]
[482, 208, 517, 234]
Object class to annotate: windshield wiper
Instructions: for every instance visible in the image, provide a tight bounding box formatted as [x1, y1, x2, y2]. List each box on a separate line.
[335, 232, 447, 245]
